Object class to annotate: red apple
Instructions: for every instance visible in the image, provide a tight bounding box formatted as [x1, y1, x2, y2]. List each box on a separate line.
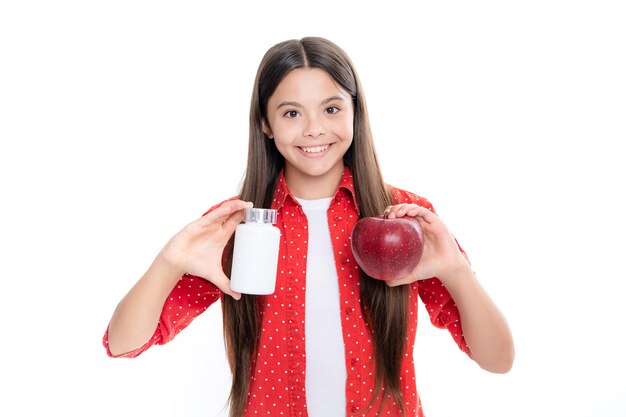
[350, 215, 424, 281]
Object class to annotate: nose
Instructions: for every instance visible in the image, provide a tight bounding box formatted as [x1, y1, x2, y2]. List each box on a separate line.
[303, 115, 326, 138]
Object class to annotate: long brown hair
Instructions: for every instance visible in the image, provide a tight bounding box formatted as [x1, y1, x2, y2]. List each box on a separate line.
[222, 37, 409, 417]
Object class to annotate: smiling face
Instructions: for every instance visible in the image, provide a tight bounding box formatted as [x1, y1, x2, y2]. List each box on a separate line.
[263, 68, 354, 199]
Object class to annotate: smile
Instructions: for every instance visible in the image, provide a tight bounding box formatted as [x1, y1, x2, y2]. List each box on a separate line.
[299, 144, 332, 153]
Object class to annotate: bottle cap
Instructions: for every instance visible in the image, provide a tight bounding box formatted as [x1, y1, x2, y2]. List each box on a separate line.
[245, 208, 277, 224]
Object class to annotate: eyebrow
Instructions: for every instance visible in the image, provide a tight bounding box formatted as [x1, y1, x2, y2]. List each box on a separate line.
[276, 95, 346, 109]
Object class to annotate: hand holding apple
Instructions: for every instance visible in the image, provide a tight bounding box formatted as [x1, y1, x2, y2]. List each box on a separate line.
[350, 213, 425, 281]
[382, 203, 471, 287]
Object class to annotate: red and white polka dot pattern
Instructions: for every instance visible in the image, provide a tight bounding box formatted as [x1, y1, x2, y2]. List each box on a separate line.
[103, 167, 471, 416]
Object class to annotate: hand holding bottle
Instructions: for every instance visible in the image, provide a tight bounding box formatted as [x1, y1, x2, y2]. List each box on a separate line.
[159, 199, 253, 299]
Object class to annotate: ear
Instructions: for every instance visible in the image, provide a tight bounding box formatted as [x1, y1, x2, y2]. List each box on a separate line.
[262, 119, 274, 139]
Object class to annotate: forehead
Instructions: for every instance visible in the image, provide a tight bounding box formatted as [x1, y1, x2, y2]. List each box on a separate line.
[269, 68, 350, 103]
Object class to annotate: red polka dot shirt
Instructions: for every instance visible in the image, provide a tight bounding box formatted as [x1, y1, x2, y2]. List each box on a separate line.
[103, 167, 472, 416]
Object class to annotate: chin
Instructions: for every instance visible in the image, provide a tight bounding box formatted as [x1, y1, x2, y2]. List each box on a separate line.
[287, 159, 343, 178]
[303, 166, 334, 176]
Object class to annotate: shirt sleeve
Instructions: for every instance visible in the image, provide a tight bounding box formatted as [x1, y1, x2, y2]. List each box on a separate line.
[390, 186, 472, 358]
[102, 197, 239, 358]
[418, 278, 471, 357]
[103, 275, 222, 358]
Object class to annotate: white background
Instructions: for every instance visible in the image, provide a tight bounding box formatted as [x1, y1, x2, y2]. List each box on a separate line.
[1, 1, 625, 416]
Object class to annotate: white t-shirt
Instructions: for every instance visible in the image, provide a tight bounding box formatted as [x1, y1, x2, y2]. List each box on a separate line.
[296, 197, 347, 416]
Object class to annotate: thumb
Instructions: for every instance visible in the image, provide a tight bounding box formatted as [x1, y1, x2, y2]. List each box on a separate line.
[385, 278, 403, 287]
[210, 270, 242, 300]
[385, 274, 415, 287]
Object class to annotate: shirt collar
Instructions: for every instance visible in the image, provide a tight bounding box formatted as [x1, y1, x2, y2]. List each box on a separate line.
[271, 166, 360, 215]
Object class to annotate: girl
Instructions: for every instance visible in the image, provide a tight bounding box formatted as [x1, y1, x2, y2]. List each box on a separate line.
[104, 37, 514, 417]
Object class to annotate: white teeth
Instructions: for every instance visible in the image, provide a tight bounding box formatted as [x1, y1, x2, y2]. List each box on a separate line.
[301, 144, 330, 153]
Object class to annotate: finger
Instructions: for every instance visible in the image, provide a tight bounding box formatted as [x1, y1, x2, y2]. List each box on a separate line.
[200, 200, 253, 226]
[405, 205, 438, 224]
[385, 204, 405, 219]
[221, 206, 250, 232]
[395, 204, 419, 218]
[386, 204, 413, 219]
[210, 270, 242, 300]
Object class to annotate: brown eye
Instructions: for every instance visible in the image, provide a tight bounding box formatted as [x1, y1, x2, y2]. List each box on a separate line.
[326, 106, 340, 115]
[284, 110, 299, 118]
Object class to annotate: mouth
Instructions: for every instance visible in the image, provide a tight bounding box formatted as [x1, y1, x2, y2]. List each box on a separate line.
[298, 143, 333, 154]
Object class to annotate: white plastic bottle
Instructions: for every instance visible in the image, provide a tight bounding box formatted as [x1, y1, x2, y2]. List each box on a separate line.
[230, 208, 281, 295]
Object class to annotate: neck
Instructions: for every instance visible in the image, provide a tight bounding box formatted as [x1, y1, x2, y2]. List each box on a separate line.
[284, 163, 344, 199]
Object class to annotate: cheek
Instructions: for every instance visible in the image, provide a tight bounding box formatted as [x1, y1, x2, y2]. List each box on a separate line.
[334, 120, 354, 142]
[332, 109, 355, 141]
[273, 133, 298, 149]
[271, 120, 300, 143]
